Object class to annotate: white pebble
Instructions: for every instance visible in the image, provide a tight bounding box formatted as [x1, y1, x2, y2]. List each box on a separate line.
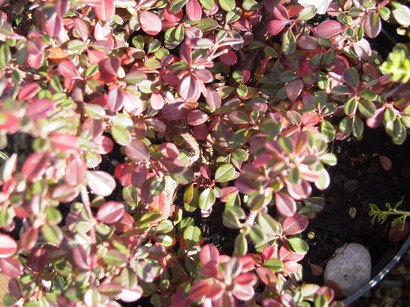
[324, 243, 371, 297]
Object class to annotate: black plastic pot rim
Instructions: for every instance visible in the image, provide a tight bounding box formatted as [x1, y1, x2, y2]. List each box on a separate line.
[342, 234, 410, 306]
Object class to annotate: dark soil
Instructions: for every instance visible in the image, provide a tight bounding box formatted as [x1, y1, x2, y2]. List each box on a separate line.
[302, 127, 410, 289]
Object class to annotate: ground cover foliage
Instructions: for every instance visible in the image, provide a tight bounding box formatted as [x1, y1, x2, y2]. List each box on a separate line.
[0, 0, 410, 306]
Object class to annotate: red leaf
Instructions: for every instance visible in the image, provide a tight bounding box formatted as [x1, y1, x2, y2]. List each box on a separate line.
[273, 4, 289, 20]
[316, 20, 343, 39]
[50, 184, 80, 202]
[26, 99, 55, 119]
[87, 170, 116, 196]
[112, 212, 134, 232]
[119, 286, 143, 303]
[178, 73, 200, 102]
[310, 263, 323, 276]
[157, 142, 179, 158]
[107, 87, 125, 112]
[27, 53, 44, 69]
[389, 222, 410, 243]
[93, 135, 114, 155]
[194, 68, 213, 83]
[20, 228, 38, 252]
[0, 234, 17, 258]
[282, 214, 309, 235]
[189, 280, 214, 301]
[18, 83, 40, 101]
[124, 92, 144, 115]
[94, 0, 115, 21]
[73, 18, 90, 41]
[232, 274, 256, 301]
[58, 60, 80, 78]
[287, 180, 312, 200]
[97, 201, 125, 224]
[366, 107, 384, 128]
[187, 109, 208, 126]
[200, 244, 220, 265]
[21, 151, 50, 181]
[297, 35, 320, 50]
[285, 79, 303, 101]
[100, 56, 120, 76]
[364, 12, 381, 39]
[379, 155, 392, 171]
[139, 10, 162, 35]
[275, 192, 297, 217]
[65, 158, 87, 186]
[73, 245, 91, 270]
[186, 0, 202, 22]
[0, 257, 22, 278]
[219, 49, 238, 66]
[49, 134, 80, 155]
[279, 245, 304, 262]
[29, 247, 48, 272]
[206, 90, 221, 110]
[150, 92, 164, 110]
[267, 20, 287, 36]
[125, 139, 150, 162]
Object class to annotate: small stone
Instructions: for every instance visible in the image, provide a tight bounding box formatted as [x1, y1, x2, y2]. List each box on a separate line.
[324, 243, 371, 297]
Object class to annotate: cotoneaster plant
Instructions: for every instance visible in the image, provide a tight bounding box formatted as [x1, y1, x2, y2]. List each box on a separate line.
[0, 0, 409, 306]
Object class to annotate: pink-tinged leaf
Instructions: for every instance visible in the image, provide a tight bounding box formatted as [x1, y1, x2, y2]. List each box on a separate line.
[125, 139, 150, 162]
[94, 0, 115, 21]
[119, 286, 143, 303]
[18, 83, 40, 101]
[0, 256, 22, 278]
[21, 151, 50, 181]
[139, 10, 162, 35]
[26, 99, 55, 119]
[73, 245, 90, 270]
[232, 274, 256, 301]
[93, 135, 114, 155]
[282, 213, 309, 235]
[131, 164, 148, 188]
[379, 155, 392, 171]
[275, 192, 296, 217]
[202, 262, 219, 278]
[97, 201, 125, 224]
[107, 87, 124, 112]
[29, 247, 48, 272]
[124, 92, 144, 115]
[27, 53, 44, 69]
[178, 73, 200, 102]
[73, 18, 90, 42]
[366, 107, 385, 128]
[150, 92, 164, 110]
[65, 158, 87, 186]
[287, 180, 312, 200]
[157, 142, 179, 158]
[58, 60, 80, 78]
[273, 4, 289, 20]
[279, 245, 304, 262]
[285, 79, 303, 101]
[284, 260, 298, 273]
[267, 20, 287, 36]
[310, 263, 324, 276]
[20, 228, 38, 252]
[297, 35, 320, 50]
[50, 184, 80, 202]
[0, 234, 17, 258]
[112, 212, 134, 232]
[353, 39, 372, 60]
[161, 101, 188, 120]
[26, 37, 44, 55]
[87, 170, 116, 196]
[206, 90, 221, 111]
[316, 20, 343, 38]
[200, 244, 220, 265]
[164, 8, 183, 23]
[189, 280, 214, 301]
[186, 0, 202, 21]
[187, 109, 208, 126]
[219, 49, 238, 66]
[100, 56, 120, 76]
[206, 283, 225, 300]
[49, 134, 80, 155]
[194, 68, 213, 83]
[364, 12, 381, 39]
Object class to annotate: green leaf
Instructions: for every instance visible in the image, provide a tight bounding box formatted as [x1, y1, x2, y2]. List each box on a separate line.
[223, 206, 245, 229]
[320, 120, 335, 142]
[215, 163, 235, 182]
[42, 223, 63, 244]
[199, 0, 215, 10]
[140, 211, 163, 224]
[234, 234, 248, 256]
[46, 207, 62, 225]
[226, 8, 242, 24]
[339, 116, 352, 134]
[218, 0, 235, 11]
[320, 153, 337, 166]
[85, 64, 99, 79]
[392, 1, 410, 26]
[183, 225, 201, 249]
[360, 90, 377, 101]
[170, 0, 188, 13]
[249, 225, 266, 246]
[384, 107, 396, 122]
[352, 116, 364, 137]
[103, 249, 127, 265]
[298, 5, 317, 21]
[242, 0, 259, 11]
[344, 68, 359, 88]
[111, 125, 131, 146]
[358, 100, 376, 117]
[257, 213, 282, 236]
[197, 17, 220, 33]
[123, 186, 139, 207]
[344, 97, 358, 116]
[156, 220, 174, 233]
[287, 237, 309, 254]
[231, 148, 248, 162]
[282, 29, 296, 55]
[263, 259, 283, 272]
[199, 188, 216, 211]
[85, 103, 106, 119]
[50, 76, 64, 92]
